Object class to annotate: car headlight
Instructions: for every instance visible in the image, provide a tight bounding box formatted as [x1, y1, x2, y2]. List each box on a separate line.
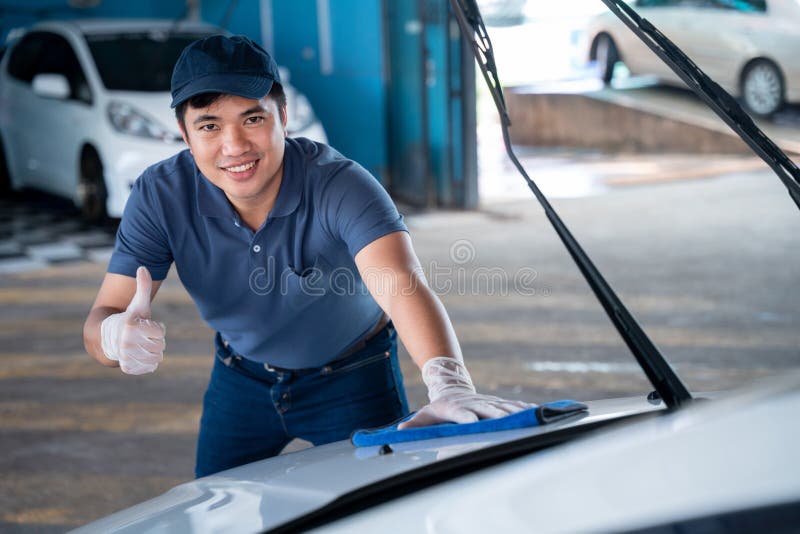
[107, 101, 182, 142]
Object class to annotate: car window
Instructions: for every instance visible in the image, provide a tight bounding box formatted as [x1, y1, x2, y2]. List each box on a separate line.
[635, 0, 704, 6]
[7, 31, 92, 104]
[7, 32, 48, 83]
[86, 32, 215, 92]
[35, 33, 92, 103]
[635, 0, 767, 9]
[710, 0, 767, 11]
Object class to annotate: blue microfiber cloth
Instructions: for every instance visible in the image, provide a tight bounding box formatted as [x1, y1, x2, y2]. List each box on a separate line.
[351, 400, 588, 447]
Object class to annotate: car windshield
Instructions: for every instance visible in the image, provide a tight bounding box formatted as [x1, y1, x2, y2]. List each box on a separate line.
[86, 31, 214, 91]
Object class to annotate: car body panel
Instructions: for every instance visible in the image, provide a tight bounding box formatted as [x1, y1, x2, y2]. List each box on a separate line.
[0, 70, 39, 190]
[70, 379, 800, 533]
[585, 0, 800, 103]
[318, 376, 800, 533]
[86, 90, 186, 215]
[70, 395, 665, 533]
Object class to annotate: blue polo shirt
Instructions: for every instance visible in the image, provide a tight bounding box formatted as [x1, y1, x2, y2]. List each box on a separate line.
[108, 137, 407, 368]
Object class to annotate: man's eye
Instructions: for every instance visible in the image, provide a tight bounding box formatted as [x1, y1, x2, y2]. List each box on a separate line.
[198, 124, 217, 132]
[246, 116, 265, 124]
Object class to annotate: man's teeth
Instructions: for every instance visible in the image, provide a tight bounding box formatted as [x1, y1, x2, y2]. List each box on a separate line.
[226, 161, 256, 172]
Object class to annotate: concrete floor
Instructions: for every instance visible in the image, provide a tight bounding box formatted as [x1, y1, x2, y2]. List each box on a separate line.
[1, 157, 799, 532]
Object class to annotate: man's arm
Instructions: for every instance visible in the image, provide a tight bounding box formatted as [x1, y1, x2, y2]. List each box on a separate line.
[84, 268, 164, 371]
[355, 231, 531, 428]
[354, 230, 461, 369]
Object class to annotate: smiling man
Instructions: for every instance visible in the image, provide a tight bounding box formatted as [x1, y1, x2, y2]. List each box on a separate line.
[83, 35, 530, 478]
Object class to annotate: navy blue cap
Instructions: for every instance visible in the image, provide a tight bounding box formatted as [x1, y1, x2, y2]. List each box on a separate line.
[170, 35, 281, 108]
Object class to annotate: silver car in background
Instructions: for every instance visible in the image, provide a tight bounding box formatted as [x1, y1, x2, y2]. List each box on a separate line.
[585, 0, 800, 117]
[0, 19, 327, 221]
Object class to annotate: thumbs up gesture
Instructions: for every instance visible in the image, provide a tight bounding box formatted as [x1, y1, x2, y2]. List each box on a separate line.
[100, 266, 167, 375]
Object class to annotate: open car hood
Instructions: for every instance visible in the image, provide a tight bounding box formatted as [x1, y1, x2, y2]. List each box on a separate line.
[70, 395, 662, 533]
[71, 375, 800, 534]
[304, 374, 800, 534]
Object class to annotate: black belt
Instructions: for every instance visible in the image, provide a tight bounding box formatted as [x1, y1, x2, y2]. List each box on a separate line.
[223, 315, 390, 373]
[333, 315, 390, 359]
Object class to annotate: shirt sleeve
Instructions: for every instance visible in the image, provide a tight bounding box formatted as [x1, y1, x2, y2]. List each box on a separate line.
[107, 173, 173, 280]
[317, 160, 408, 258]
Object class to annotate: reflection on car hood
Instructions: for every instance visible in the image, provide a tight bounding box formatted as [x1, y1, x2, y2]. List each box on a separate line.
[69, 396, 660, 533]
[105, 90, 182, 138]
[319, 374, 800, 533]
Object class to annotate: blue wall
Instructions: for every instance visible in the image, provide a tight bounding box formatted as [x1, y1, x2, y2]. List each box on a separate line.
[384, 0, 475, 208]
[198, 0, 262, 52]
[270, 0, 388, 182]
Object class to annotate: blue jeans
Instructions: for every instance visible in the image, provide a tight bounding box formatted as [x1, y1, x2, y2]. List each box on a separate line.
[195, 323, 409, 478]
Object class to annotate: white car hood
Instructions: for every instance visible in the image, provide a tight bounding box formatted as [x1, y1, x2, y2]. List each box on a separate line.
[105, 91, 183, 137]
[69, 396, 659, 534]
[319, 377, 800, 534]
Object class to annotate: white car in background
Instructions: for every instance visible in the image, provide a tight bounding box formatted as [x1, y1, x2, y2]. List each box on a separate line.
[0, 19, 327, 221]
[585, 0, 800, 117]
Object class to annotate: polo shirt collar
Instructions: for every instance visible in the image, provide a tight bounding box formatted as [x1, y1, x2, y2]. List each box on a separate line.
[195, 140, 302, 219]
[196, 166, 235, 219]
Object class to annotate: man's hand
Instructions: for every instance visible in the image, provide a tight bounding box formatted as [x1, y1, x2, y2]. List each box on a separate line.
[100, 266, 166, 375]
[398, 357, 533, 430]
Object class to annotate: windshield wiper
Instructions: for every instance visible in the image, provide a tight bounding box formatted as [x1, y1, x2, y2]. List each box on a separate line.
[449, 0, 693, 409]
[599, 0, 800, 211]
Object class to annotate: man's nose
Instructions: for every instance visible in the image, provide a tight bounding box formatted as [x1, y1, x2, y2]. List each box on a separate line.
[221, 127, 250, 156]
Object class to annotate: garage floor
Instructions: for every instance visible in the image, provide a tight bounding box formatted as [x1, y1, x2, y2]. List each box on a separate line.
[1, 148, 799, 531]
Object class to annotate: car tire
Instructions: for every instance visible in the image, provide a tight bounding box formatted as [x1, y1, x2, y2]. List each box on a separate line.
[594, 34, 619, 85]
[78, 148, 108, 223]
[741, 59, 784, 118]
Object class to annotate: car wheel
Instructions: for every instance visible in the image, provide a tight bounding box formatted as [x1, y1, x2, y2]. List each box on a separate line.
[741, 59, 784, 118]
[594, 34, 619, 85]
[78, 148, 108, 223]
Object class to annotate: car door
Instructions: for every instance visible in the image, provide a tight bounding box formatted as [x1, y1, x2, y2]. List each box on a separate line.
[675, 0, 769, 92]
[0, 32, 49, 189]
[25, 32, 94, 198]
[618, 0, 705, 85]
[610, 1, 665, 80]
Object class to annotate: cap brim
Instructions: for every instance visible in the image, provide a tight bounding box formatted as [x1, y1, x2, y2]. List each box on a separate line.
[170, 73, 275, 108]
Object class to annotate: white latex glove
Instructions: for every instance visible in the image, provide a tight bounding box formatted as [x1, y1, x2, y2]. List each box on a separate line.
[398, 357, 533, 429]
[100, 266, 166, 375]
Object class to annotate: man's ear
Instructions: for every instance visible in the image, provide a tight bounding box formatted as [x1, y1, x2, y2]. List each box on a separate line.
[281, 102, 288, 135]
[177, 121, 191, 149]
